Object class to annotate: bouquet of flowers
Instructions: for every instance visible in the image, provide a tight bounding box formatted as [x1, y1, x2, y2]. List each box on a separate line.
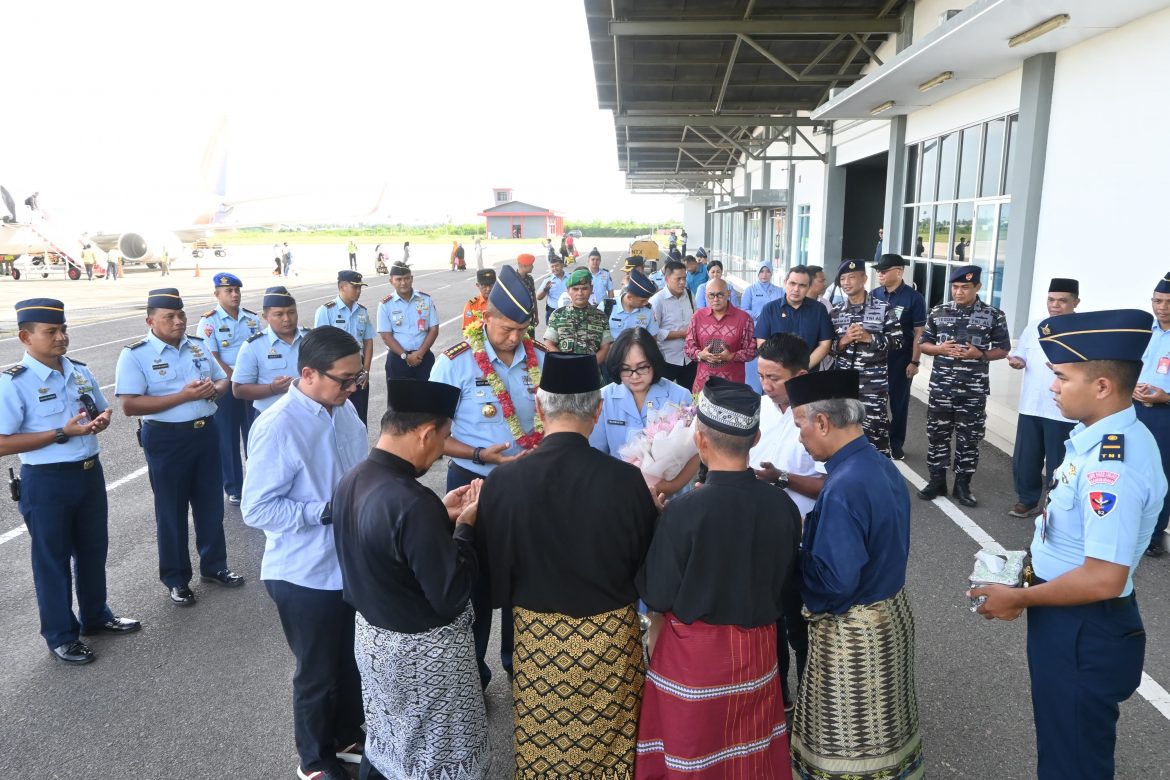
[619, 403, 698, 490]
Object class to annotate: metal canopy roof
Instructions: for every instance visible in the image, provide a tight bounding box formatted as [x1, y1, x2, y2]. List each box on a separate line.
[587, 0, 908, 195]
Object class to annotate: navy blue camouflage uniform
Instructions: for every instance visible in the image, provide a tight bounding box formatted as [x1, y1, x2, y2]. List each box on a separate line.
[829, 291, 902, 456]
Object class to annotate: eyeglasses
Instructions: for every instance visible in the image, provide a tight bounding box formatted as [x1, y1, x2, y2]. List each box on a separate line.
[318, 369, 368, 391]
[707, 292, 728, 299]
[618, 364, 653, 378]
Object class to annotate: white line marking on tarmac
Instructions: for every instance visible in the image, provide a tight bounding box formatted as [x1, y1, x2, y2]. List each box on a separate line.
[1138, 674, 1170, 721]
[0, 527, 24, 545]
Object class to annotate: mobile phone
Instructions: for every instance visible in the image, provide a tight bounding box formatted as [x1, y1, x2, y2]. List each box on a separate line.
[79, 393, 100, 420]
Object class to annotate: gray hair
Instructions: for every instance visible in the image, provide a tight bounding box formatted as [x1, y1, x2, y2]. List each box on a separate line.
[536, 388, 602, 423]
[802, 398, 866, 428]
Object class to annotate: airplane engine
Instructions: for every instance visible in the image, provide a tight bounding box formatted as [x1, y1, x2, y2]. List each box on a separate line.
[118, 232, 176, 263]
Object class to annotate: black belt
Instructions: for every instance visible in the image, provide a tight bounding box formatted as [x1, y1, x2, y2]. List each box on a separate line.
[24, 456, 99, 472]
[144, 416, 212, 430]
[1032, 576, 1136, 607]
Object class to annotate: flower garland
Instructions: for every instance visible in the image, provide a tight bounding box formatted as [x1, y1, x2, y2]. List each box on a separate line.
[465, 320, 544, 450]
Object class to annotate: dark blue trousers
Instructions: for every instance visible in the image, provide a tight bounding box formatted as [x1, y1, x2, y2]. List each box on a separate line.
[1027, 594, 1145, 780]
[383, 349, 435, 391]
[141, 419, 228, 588]
[1135, 402, 1170, 544]
[19, 458, 114, 648]
[1012, 413, 1076, 507]
[447, 460, 512, 688]
[265, 580, 364, 773]
[887, 351, 914, 450]
[349, 384, 370, 427]
[214, 384, 252, 497]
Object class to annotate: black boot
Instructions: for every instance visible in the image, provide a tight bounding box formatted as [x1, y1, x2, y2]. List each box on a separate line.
[953, 476, 978, 507]
[917, 472, 947, 500]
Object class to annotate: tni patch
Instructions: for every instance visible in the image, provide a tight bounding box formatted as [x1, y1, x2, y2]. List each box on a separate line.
[1099, 434, 1124, 461]
[1089, 491, 1117, 517]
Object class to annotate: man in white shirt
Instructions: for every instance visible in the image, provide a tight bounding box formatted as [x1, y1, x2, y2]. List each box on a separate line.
[650, 259, 697, 390]
[1006, 278, 1080, 517]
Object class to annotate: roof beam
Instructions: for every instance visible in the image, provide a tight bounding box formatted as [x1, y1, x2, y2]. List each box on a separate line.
[616, 114, 819, 128]
[609, 19, 901, 36]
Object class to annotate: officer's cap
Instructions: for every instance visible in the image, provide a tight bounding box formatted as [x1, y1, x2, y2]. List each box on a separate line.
[476, 269, 497, 286]
[697, 377, 760, 436]
[1038, 309, 1153, 365]
[785, 369, 861, 409]
[539, 353, 602, 394]
[837, 259, 866, 279]
[1048, 277, 1079, 296]
[214, 273, 242, 288]
[1155, 271, 1170, 295]
[567, 268, 592, 288]
[588, 247, 601, 259]
[15, 298, 65, 325]
[873, 253, 907, 271]
[388, 379, 460, 420]
[147, 288, 183, 310]
[622, 256, 645, 271]
[949, 265, 982, 285]
[389, 263, 411, 278]
[627, 270, 656, 299]
[338, 270, 368, 286]
[695, 247, 708, 259]
[488, 265, 533, 323]
[263, 286, 295, 309]
[515, 253, 535, 267]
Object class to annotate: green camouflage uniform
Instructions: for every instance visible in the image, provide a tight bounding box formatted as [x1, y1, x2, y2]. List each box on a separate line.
[545, 305, 612, 355]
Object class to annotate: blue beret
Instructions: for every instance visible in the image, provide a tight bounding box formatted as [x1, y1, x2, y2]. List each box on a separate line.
[539, 353, 602, 394]
[263, 286, 295, 308]
[1155, 270, 1170, 295]
[147, 288, 183, 310]
[837, 259, 865, 279]
[950, 265, 981, 284]
[1038, 309, 1153, 364]
[338, 270, 368, 286]
[214, 273, 242, 288]
[488, 265, 533, 323]
[15, 298, 65, 325]
[627, 270, 656, 298]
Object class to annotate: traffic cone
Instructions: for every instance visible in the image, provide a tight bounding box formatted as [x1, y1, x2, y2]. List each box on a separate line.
[194, 262, 201, 277]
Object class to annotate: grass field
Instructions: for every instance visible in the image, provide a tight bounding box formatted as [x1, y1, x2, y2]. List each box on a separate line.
[214, 231, 545, 246]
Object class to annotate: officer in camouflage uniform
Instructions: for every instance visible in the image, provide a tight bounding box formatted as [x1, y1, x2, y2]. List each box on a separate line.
[829, 259, 902, 456]
[918, 265, 1010, 506]
[543, 267, 613, 366]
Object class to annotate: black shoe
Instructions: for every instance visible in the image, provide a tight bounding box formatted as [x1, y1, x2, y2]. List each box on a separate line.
[891, 445, 905, 461]
[953, 478, 978, 507]
[917, 473, 947, 500]
[81, 616, 141, 636]
[1145, 542, 1166, 558]
[200, 569, 245, 588]
[226, 494, 241, 506]
[51, 640, 95, 665]
[169, 585, 196, 606]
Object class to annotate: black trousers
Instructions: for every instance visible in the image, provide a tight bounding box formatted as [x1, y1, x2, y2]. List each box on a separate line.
[660, 360, 697, 392]
[384, 349, 435, 392]
[1012, 413, 1076, 507]
[265, 580, 364, 773]
[447, 460, 512, 688]
[887, 351, 914, 450]
[349, 384, 370, 427]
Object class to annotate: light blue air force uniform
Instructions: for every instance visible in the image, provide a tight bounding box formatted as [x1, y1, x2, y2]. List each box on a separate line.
[609, 298, 660, 340]
[114, 332, 226, 422]
[232, 327, 307, 413]
[0, 354, 106, 464]
[376, 290, 439, 352]
[1030, 405, 1166, 597]
[542, 273, 569, 311]
[195, 304, 261, 367]
[430, 339, 546, 477]
[588, 378, 694, 456]
[314, 297, 375, 353]
[592, 268, 614, 305]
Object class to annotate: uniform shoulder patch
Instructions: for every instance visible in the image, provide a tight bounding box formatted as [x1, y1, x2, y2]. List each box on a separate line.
[68, 358, 87, 366]
[187, 334, 205, 341]
[381, 294, 394, 304]
[443, 341, 471, 360]
[245, 332, 265, 343]
[417, 290, 430, 297]
[323, 301, 336, 309]
[1099, 434, 1125, 462]
[201, 309, 215, 319]
[241, 307, 257, 316]
[125, 339, 147, 350]
[355, 303, 367, 311]
[531, 340, 548, 353]
[3, 364, 26, 377]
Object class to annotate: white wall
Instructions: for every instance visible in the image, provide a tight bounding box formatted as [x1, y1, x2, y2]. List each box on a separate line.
[913, 0, 977, 41]
[683, 198, 708, 248]
[905, 67, 1021, 143]
[833, 119, 891, 165]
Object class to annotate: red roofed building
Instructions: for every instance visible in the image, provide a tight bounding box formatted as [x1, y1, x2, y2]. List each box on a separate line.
[478, 188, 564, 239]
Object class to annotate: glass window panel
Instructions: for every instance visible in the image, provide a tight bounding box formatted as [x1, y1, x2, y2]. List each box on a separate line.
[937, 133, 958, 201]
[747, 211, 762, 266]
[929, 262, 949, 309]
[905, 143, 920, 204]
[797, 205, 811, 265]
[980, 118, 1006, 198]
[1003, 115, 1018, 196]
[932, 204, 953, 260]
[914, 205, 931, 258]
[772, 208, 787, 268]
[732, 211, 745, 277]
[992, 203, 1010, 308]
[920, 138, 938, 202]
[902, 206, 916, 256]
[953, 203, 974, 264]
[957, 126, 981, 199]
[912, 260, 928, 297]
[973, 204, 996, 304]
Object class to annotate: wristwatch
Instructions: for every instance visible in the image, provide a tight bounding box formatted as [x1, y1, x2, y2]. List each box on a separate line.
[471, 446, 485, 466]
[319, 502, 332, 525]
[400, 351, 409, 361]
[54, 427, 69, 445]
[774, 469, 790, 489]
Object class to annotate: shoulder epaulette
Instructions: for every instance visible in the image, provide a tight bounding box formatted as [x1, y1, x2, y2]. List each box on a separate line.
[417, 290, 430, 297]
[299, 325, 310, 333]
[68, 358, 87, 366]
[201, 309, 215, 319]
[443, 341, 471, 360]
[381, 294, 394, 304]
[241, 307, 257, 316]
[468, 296, 479, 304]
[355, 303, 367, 310]
[246, 332, 265, 343]
[187, 334, 205, 341]
[532, 341, 548, 353]
[323, 301, 336, 309]
[3, 364, 26, 377]
[1099, 434, 1125, 462]
[125, 340, 147, 350]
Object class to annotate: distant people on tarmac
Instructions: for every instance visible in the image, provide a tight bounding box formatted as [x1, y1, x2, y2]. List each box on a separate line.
[347, 238, 358, 271]
[273, 242, 283, 275]
[81, 244, 95, 281]
[159, 246, 170, 276]
[282, 242, 294, 277]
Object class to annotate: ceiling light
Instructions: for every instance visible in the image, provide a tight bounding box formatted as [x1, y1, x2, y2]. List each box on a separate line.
[918, 71, 954, 92]
[1009, 14, 1070, 48]
[870, 100, 896, 116]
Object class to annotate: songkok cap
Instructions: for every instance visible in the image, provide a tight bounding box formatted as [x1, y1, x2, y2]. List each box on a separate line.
[516, 253, 536, 266]
[15, 298, 65, 325]
[389, 263, 411, 277]
[785, 369, 861, 409]
[388, 379, 460, 420]
[622, 255, 645, 271]
[214, 272, 242, 288]
[1038, 309, 1153, 364]
[950, 265, 981, 284]
[837, 259, 865, 279]
[697, 377, 760, 436]
[538, 353, 602, 394]
[147, 288, 184, 310]
[1155, 270, 1170, 295]
[262, 286, 295, 308]
[1048, 277, 1080, 296]
[338, 270, 368, 286]
[695, 247, 708, 259]
[488, 265, 533, 323]
[476, 269, 497, 286]
[627, 270, 656, 298]
[873, 253, 907, 271]
[567, 268, 592, 287]
[588, 247, 601, 259]
[758, 260, 773, 274]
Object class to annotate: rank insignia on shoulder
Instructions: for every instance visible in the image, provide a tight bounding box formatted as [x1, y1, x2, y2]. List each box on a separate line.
[3, 364, 26, 377]
[443, 341, 471, 359]
[1099, 434, 1125, 462]
[125, 340, 147, 350]
[188, 334, 205, 341]
[201, 309, 215, 319]
[68, 359, 87, 366]
[532, 341, 548, 352]
[242, 308, 257, 316]
[246, 332, 265, 343]
[323, 301, 336, 309]
[418, 290, 430, 297]
[381, 294, 394, 304]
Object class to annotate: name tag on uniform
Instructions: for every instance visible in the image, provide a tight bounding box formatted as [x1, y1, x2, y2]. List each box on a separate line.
[267, 353, 283, 360]
[1158, 356, 1170, 375]
[607, 419, 626, 425]
[218, 326, 230, 332]
[38, 393, 57, 402]
[474, 378, 490, 387]
[335, 318, 345, 324]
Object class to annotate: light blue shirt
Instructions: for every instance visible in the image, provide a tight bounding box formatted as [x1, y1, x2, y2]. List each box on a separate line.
[609, 297, 660, 340]
[1137, 320, 1170, 392]
[241, 382, 368, 590]
[542, 273, 569, 309]
[232, 327, 307, 413]
[1030, 406, 1167, 597]
[742, 281, 784, 320]
[588, 378, 694, 456]
[591, 268, 615, 305]
[314, 297, 375, 355]
[0, 354, 107, 464]
[650, 269, 666, 290]
[430, 338, 546, 477]
[695, 280, 740, 309]
[195, 304, 261, 367]
[376, 289, 439, 352]
[114, 331, 226, 422]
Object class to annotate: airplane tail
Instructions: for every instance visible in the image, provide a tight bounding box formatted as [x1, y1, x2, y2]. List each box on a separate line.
[199, 114, 229, 200]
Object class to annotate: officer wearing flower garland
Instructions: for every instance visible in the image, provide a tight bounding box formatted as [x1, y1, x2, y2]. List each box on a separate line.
[431, 264, 546, 689]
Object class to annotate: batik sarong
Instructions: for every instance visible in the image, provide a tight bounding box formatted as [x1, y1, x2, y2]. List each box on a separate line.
[512, 604, 644, 779]
[355, 604, 489, 780]
[636, 614, 792, 779]
[791, 589, 924, 780]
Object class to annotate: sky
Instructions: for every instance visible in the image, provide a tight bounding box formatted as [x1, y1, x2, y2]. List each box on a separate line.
[1, 1, 680, 229]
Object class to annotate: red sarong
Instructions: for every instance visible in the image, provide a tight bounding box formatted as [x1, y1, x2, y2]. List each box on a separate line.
[636, 613, 792, 779]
